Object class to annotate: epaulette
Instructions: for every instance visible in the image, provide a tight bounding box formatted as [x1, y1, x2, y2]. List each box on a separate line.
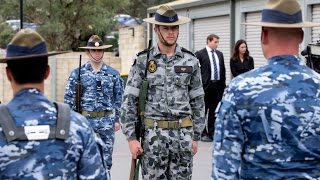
[136, 48, 149, 56]
[181, 47, 196, 57]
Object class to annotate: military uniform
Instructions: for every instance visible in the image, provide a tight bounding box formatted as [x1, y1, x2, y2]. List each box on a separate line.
[64, 62, 123, 172]
[121, 44, 205, 179]
[213, 55, 320, 179]
[0, 88, 107, 179]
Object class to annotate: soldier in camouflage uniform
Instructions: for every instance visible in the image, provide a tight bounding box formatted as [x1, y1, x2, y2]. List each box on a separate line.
[64, 35, 123, 177]
[0, 29, 107, 179]
[121, 5, 205, 180]
[212, 0, 320, 179]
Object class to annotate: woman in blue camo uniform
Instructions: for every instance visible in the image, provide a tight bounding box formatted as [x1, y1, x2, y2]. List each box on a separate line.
[0, 29, 107, 179]
[121, 5, 205, 180]
[64, 35, 123, 178]
[212, 0, 320, 179]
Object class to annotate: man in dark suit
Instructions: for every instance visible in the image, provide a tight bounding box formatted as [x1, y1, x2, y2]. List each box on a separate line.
[195, 34, 226, 142]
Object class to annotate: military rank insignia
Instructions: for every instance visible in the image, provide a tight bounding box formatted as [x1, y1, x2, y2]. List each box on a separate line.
[148, 60, 157, 73]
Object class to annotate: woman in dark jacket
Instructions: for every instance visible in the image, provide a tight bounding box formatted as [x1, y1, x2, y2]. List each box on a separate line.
[230, 39, 254, 78]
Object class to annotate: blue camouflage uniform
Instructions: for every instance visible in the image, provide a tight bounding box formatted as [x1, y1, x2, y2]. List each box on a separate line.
[0, 88, 107, 179]
[64, 62, 123, 172]
[121, 44, 205, 179]
[212, 55, 320, 179]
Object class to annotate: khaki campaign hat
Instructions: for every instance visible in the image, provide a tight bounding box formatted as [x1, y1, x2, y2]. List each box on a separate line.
[143, 5, 190, 26]
[0, 28, 67, 63]
[243, 0, 320, 28]
[79, 35, 112, 50]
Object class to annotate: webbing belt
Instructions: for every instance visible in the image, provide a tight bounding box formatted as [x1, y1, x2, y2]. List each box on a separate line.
[81, 110, 112, 117]
[144, 116, 193, 129]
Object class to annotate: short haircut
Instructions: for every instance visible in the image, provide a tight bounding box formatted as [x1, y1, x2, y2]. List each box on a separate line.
[207, 34, 220, 44]
[7, 57, 48, 84]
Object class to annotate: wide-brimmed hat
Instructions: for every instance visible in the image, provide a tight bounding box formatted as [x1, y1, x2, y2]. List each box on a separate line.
[243, 0, 320, 28]
[0, 28, 67, 63]
[79, 35, 112, 50]
[143, 5, 190, 26]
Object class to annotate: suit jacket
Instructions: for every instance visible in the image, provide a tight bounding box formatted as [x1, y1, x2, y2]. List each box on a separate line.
[195, 48, 226, 91]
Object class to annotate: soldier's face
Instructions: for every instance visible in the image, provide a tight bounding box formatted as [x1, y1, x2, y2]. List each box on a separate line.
[88, 49, 104, 63]
[156, 25, 179, 46]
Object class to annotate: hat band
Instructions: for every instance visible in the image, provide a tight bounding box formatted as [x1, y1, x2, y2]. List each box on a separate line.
[6, 42, 47, 58]
[87, 41, 103, 47]
[155, 12, 178, 23]
[261, 9, 302, 24]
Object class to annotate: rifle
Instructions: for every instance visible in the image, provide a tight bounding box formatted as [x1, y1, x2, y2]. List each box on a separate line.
[129, 39, 152, 180]
[75, 55, 82, 113]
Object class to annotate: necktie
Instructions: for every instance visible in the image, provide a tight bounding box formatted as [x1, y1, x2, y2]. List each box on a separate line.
[211, 50, 218, 80]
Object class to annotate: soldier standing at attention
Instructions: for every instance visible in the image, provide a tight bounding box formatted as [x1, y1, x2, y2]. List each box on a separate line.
[212, 0, 320, 179]
[121, 5, 205, 180]
[64, 35, 123, 178]
[0, 29, 107, 179]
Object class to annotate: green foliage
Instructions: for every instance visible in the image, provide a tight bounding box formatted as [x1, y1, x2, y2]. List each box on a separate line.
[0, 0, 125, 51]
[0, 0, 174, 51]
[120, 0, 175, 19]
[0, 23, 14, 49]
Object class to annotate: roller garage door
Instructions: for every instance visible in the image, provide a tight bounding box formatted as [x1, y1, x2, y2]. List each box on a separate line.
[312, 4, 320, 43]
[193, 16, 231, 83]
[245, 11, 266, 70]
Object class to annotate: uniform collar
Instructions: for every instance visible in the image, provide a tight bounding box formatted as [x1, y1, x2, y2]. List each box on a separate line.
[84, 62, 107, 72]
[15, 88, 42, 97]
[268, 55, 301, 64]
[152, 43, 184, 58]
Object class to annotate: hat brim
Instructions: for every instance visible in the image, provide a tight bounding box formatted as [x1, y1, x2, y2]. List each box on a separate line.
[242, 21, 320, 28]
[143, 16, 190, 26]
[79, 45, 113, 49]
[0, 51, 69, 63]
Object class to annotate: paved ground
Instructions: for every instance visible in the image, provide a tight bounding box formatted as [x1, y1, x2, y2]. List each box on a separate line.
[111, 131, 212, 180]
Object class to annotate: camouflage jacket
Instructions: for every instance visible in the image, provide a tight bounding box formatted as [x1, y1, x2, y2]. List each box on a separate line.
[213, 55, 320, 179]
[0, 88, 107, 179]
[121, 44, 205, 141]
[64, 62, 123, 124]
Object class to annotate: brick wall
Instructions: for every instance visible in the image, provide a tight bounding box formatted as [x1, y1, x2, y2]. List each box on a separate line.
[118, 25, 146, 74]
[0, 52, 121, 104]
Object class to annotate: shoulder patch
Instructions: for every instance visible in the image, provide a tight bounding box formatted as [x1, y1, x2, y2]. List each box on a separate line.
[181, 47, 196, 57]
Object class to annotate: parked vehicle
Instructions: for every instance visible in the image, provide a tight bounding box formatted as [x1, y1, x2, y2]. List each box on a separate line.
[5, 19, 38, 31]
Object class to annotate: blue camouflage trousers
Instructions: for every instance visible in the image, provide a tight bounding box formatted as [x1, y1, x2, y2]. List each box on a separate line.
[95, 122, 115, 177]
[142, 127, 194, 180]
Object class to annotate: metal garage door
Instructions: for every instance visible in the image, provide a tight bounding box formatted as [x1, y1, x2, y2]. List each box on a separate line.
[176, 9, 188, 48]
[177, 23, 188, 48]
[193, 16, 231, 83]
[312, 4, 320, 43]
[245, 12, 266, 69]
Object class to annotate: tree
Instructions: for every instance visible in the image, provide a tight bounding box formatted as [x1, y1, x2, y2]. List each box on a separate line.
[117, 0, 175, 19]
[0, 0, 126, 51]
[0, 23, 14, 49]
[0, 0, 174, 50]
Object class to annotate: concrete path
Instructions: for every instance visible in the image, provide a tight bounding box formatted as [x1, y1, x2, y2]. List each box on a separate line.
[111, 131, 212, 180]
